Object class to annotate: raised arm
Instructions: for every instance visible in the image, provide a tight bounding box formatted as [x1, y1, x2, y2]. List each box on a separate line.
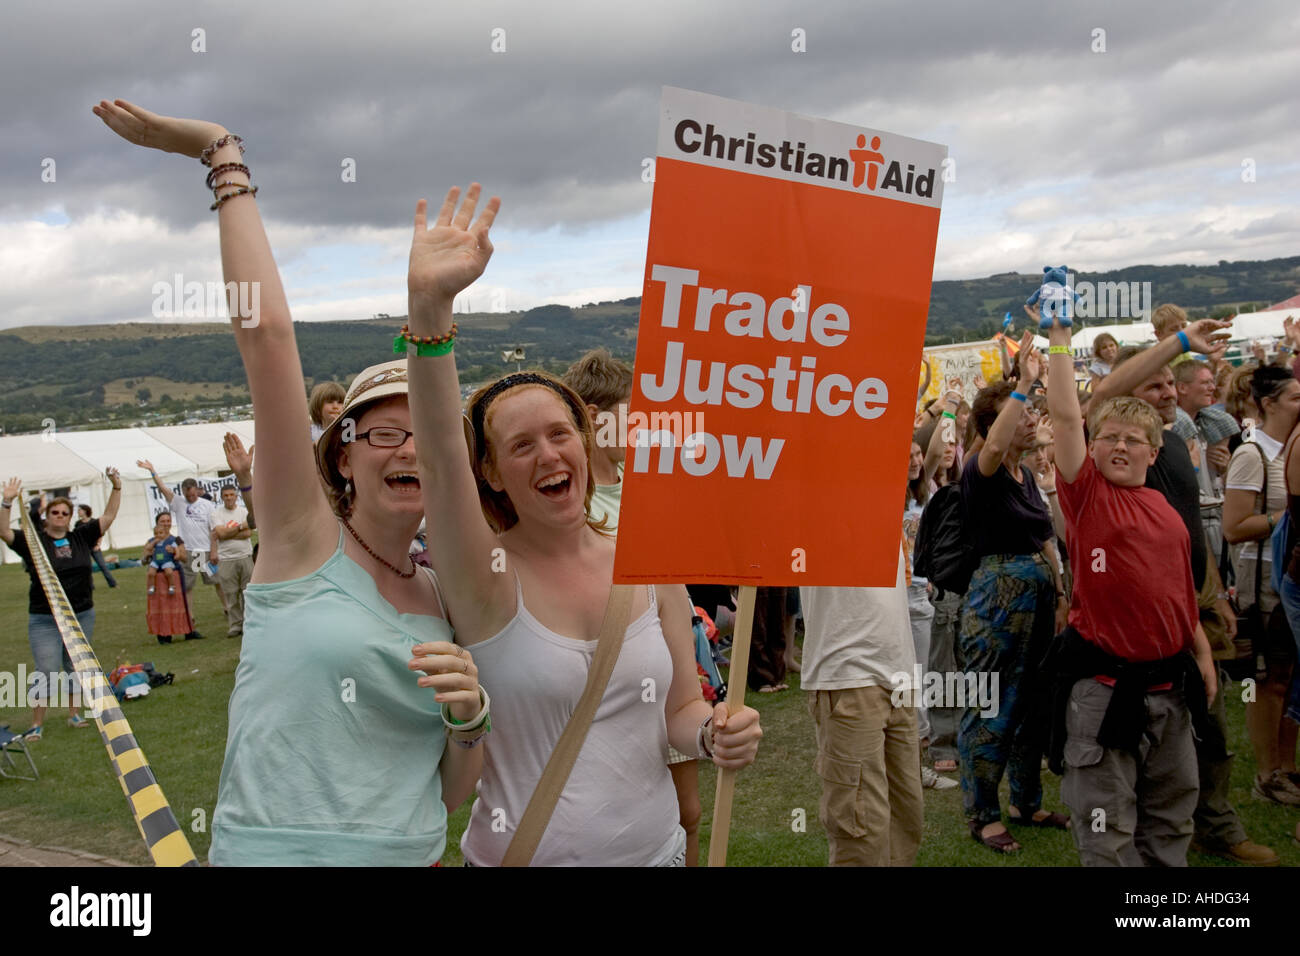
[404, 187, 513, 641]
[96, 100, 334, 580]
[978, 331, 1038, 477]
[222, 433, 256, 530]
[917, 358, 932, 403]
[1091, 319, 1232, 406]
[99, 467, 123, 534]
[135, 459, 174, 503]
[0, 477, 18, 546]
[1035, 306, 1086, 482]
[921, 389, 959, 482]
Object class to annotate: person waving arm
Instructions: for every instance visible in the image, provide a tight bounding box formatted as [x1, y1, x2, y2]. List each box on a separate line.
[404, 186, 512, 643]
[96, 100, 335, 581]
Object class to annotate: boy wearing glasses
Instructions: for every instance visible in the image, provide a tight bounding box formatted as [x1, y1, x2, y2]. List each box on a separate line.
[1039, 305, 1219, 867]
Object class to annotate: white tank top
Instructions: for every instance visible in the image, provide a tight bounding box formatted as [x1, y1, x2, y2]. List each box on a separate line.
[461, 577, 681, 866]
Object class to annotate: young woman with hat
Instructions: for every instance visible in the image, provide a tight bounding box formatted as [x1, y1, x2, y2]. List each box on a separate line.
[402, 185, 763, 866]
[94, 99, 486, 865]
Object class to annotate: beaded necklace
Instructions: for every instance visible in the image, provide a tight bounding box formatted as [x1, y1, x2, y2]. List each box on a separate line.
[342, 518, 416, 578]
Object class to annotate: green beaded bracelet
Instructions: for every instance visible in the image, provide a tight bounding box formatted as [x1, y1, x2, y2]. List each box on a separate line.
[393, 335, 455, 357]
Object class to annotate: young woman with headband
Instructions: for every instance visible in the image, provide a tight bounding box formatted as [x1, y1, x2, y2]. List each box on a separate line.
[403, 184, 763, 866]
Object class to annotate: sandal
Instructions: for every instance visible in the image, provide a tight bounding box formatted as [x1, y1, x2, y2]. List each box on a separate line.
[1008, 809, 1070, 829]
[934, 759, 957, 773]
[969, 821, 1020, 854]
[757, 683, 789, 693]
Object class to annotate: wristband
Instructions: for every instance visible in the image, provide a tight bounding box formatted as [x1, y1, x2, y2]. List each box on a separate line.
[403, 339, 455, 357]
[697, 714, 715, 761]
[442, 685, 490, 733]
[1268, 513, 1277, 531]
[1048, 345, 1071, 355]
[1010, 391, 1028, 403]
[1, 498, 12, 509]
[941, 411, 956, 420]
[239, 484, 252, 493]
[1176, 330, 1191, 353]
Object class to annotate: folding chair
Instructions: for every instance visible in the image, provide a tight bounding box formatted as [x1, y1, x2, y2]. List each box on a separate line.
[0, 724, 39, 781]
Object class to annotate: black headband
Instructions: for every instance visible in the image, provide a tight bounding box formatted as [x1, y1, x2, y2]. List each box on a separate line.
[469, 373, 582, 459]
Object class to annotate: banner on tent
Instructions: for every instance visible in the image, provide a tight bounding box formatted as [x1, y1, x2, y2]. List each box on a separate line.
[144, 475, 241, 518]
[613, 87, 947, 587]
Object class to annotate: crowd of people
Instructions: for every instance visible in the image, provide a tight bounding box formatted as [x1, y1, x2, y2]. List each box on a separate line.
[3, 98, 1298, 867]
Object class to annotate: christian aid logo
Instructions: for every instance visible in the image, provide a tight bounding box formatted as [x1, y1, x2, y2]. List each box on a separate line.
[849, 135, 936, 198]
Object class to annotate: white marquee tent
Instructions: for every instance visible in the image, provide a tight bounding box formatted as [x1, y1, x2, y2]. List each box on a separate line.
[1, 420, 255, 564]
[1066, 307, 1300, 358]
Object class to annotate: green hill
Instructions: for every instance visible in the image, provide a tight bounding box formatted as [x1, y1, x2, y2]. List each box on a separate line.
[3, 256, 1297, 434]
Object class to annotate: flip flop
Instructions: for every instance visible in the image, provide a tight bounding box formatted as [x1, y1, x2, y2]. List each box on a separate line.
[934, 759, 957, 773]
[757, 683, 790, 693]
[1009, 810, 1070, 830]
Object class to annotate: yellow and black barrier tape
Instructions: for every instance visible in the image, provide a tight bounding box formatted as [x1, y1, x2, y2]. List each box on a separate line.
[22, 517, 198, 867]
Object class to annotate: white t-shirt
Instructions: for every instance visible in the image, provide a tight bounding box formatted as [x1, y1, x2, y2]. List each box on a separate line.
[170, 495, 217, 557]
[1225, 433, 1285, 611]
[589, 462, 624, 532]
[799, 548, 917, 692]
[209, 504, 253, 560]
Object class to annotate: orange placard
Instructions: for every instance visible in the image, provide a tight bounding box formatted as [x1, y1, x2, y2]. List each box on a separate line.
[613, 88, 947, 587]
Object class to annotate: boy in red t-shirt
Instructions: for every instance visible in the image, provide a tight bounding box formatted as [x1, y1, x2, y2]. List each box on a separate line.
[1038, 305, 1218, 867]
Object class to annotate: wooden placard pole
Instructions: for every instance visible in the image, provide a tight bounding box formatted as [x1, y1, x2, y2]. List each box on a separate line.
[707, 584, 756, 867]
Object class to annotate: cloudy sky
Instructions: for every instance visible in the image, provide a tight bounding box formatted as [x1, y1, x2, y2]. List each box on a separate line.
[1, 0, 1297, 331]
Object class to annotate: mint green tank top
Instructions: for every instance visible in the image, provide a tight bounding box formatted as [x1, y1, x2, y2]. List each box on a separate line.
[210, 528, 452, 865]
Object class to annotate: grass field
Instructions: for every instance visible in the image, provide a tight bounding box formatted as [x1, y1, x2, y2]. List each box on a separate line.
[1, 563, 1296, 866]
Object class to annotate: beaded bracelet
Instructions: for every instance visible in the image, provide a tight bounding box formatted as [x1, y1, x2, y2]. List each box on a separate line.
[205, 162, 251, 190]
[210, 185, 258, 211]
[394, 336, 455, 357]
[200, 134, 245, 167]
[399, 322, 457, 346]
[393, 322, 457, 357]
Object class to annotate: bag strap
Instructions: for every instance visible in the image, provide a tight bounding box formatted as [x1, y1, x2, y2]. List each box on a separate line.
[1252, 441, 1268, 607]
[501, 583, 635, 867]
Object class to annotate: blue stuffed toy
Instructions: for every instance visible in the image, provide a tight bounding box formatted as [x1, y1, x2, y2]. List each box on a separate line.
[1026, 266, 1080, 329]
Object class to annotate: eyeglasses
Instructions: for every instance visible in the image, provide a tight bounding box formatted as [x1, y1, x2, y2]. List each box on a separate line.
[47, 509, 71, 517]
[1094, 435, 1151, 449]
[354, 427, 415, 448]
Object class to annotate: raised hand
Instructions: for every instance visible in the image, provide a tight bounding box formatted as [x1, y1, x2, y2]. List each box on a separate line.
[1017, 330, 1041, 383]
[92, 99, 228, 159]
[3, 477, 20, 501]
[408, 185, 501, 305]
[1184, 319, 1233, 356]
[136, 459, 155, 474]
[223, 433, 253, 479]
[1284, 316, 1300, 350]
